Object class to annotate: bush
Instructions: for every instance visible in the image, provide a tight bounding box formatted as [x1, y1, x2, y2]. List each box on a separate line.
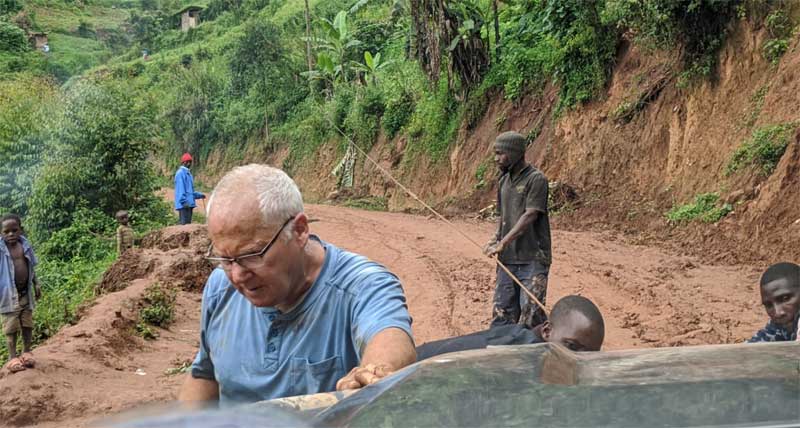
[666, 193, 733, 224]
[28, 79, 161, 241]
[383, 91, 415, 139]
[138, 283, 177, 328]
[762, 9, 794, 64]
[0, 0, 22, 16]
[726, 123, 798, 176]
[497, 0, 616, 111]
[39, 207, 115, 262]
[602, 0, 739, 84]
[0, 74, 58, 216]
[0, 20, 27, 53]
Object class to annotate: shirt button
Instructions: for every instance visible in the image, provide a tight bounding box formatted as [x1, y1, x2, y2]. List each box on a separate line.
[268, 314, 276, 321]
[269, 330, 279, 338]
[267, 344, 276, 353]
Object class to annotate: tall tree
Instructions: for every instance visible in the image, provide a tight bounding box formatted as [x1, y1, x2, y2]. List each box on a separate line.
[492, 0, 500, 60]
[304, 0, 314, 76]
[409, 0, 489, 94]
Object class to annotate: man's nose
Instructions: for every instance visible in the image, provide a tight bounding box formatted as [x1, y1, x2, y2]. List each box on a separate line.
[229, 262, 252, 284]
[774, 305, 787, 318]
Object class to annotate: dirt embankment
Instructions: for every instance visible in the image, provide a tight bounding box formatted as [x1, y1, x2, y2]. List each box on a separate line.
[0, 225, 212, 428]
[0, 206, 766, 427]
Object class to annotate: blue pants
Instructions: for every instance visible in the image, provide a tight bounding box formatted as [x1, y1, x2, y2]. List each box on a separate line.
[178, 207, 193, 225]
[491, 261, 549, 329]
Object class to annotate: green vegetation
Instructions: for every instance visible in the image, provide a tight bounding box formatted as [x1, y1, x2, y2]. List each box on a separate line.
[726, 122, 798, 176]
[342, 195, 388, 211]
[602, 0, 739, 86]
[762, 8, 795, 65]
[136, 283, 176, 339]
[666, 193, 733, 224]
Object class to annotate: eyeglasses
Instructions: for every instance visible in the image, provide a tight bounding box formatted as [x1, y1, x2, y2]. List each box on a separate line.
[205, 217, 293, 271]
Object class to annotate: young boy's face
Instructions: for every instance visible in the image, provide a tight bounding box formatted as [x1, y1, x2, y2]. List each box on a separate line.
[117, 214, 129, 225]
[760, 278, 800, 330]
[542, 312, 603, 352]
[1, 219, 21, 245]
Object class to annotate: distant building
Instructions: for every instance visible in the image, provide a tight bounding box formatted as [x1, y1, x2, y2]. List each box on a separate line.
[28, 32, 48, 49]
[178, 6, 203, 32]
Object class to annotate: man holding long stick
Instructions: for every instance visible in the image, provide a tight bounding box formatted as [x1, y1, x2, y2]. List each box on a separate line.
[483, 131, 552, 329]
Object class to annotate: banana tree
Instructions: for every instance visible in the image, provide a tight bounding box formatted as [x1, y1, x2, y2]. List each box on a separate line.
[353, 50, 392, 85]
[303, 10, 361, 85]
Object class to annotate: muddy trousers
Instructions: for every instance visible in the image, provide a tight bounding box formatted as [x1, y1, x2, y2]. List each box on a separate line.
[491, 261, 549, 329]
[178, 207, 193, 225]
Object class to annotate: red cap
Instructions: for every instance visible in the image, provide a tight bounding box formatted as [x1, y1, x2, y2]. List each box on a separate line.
[181, 153, 193, 163]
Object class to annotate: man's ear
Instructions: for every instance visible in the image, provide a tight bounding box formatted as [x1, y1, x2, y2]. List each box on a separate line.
[541, 321, 552, 341]
[291, 213, 310, 245]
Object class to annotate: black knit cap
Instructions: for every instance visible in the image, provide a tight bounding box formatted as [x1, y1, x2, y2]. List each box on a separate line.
[494, 131, 527, 157]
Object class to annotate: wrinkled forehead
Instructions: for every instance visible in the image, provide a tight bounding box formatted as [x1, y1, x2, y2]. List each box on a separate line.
[761, 278, 800, 300]
[207, 196, 280, 240]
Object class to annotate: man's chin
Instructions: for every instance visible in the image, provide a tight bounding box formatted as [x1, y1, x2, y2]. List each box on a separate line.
[241, 290, 277, 308]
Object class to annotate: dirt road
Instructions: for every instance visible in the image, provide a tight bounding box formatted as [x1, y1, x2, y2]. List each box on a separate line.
[2, 204, 766, 427]
[306, 204, 764, 348]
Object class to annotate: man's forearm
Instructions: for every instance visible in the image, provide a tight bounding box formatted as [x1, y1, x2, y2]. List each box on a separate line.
[179, 375, 220, 401]
[499, 211, 539, 247]
[361, 327, 416, 370]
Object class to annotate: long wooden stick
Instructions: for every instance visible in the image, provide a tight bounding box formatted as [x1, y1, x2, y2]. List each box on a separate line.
[330, 124, 547, 315]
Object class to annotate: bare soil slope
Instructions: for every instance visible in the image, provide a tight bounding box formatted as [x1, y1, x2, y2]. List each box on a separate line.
[196, 20, 800, 265]
[0, 205, 765, 427]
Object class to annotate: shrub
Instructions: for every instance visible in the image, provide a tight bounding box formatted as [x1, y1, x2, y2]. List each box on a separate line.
[0, 0, 22, 16]
[497, 0, 616, 111]
[0, 20, 27, 53]
[726, 123, 798, 176]
[138, 283, 177, 328]
[602, 0, 739, 84]
[383, 91, 414, 139]
[666, 193, 733, 224]
[762, 9, 794, 64]
[28, 80, 161, 241]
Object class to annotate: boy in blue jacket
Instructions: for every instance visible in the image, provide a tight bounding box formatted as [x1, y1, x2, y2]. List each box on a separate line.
[175, 153, 206, 225]
[1, 214, 41, 373]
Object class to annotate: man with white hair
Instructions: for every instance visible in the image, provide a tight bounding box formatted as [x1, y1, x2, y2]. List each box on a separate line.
[179, 165, 416, 405]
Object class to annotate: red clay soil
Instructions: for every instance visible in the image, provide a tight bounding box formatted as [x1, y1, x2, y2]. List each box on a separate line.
[0, 206, 766, 427]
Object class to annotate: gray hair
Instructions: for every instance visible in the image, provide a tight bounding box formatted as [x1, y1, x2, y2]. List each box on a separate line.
[207, 164, 304, 239]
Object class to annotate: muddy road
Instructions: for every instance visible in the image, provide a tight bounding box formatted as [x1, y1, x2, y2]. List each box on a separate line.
[4, 204, 766, 427]
[306, 204, 763, 348]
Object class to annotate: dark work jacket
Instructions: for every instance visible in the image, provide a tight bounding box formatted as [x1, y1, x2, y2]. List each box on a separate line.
[416, 324, 543, 361]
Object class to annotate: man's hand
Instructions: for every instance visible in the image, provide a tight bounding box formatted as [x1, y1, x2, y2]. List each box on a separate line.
[336, 363, 392, 390]
[483, 240, 505, 257]
[34, 284, 42, 300]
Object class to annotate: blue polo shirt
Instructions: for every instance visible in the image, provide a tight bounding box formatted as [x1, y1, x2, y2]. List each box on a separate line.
[190, 236, 413, 405]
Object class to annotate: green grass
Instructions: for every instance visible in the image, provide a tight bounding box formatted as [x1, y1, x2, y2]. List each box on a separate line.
[726, 122, 798, 176]
[47, 32, 112, 76]
[666, 193, 733, 224]
[29, 4, 132, 33]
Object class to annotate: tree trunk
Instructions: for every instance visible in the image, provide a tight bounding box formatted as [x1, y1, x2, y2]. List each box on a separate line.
[493, 0, 500, 60]
[304, 0, 314, 76]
